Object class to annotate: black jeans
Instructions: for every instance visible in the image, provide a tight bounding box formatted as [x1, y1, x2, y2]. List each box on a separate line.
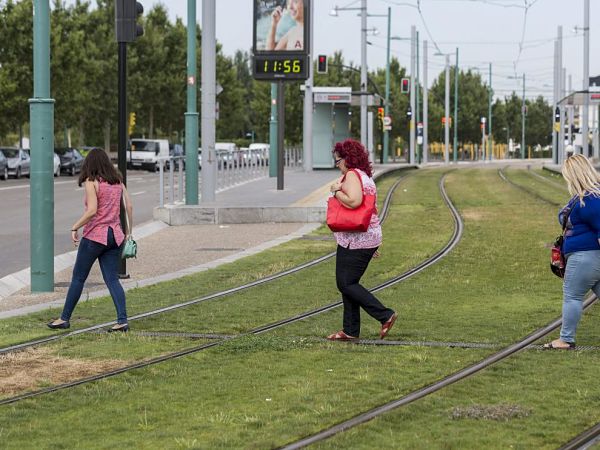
[336, 245, 395, 337]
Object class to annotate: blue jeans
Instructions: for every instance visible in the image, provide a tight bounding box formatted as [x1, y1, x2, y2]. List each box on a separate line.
[61, 228, 127, 324]
[560, 250, 600, 343]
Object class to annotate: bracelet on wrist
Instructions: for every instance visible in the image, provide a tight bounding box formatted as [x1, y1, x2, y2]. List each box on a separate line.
[71, 229, 77, 232]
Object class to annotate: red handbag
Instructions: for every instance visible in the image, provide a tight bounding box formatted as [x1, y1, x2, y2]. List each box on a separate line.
[327, 169, 376, 232]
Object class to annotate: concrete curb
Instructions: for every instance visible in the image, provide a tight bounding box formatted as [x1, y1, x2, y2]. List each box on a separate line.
[0, 222, 321, 319]
[0, 221, 169, 301]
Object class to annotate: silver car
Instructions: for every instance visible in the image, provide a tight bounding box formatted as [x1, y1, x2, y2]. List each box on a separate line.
[0, 148, 30, 179]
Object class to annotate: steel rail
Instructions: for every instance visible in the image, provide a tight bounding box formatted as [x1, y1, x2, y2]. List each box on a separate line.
[0, 172, 462, 406]
[280, 169, 597, 449]
[0, 169, 412, 356]
[525, 165, 568, 192]
[498, 167, 562, 207]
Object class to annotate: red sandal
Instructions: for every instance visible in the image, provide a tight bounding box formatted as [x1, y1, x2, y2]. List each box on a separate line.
[380, 312, 398, 339]
[327, 330, 358, 341]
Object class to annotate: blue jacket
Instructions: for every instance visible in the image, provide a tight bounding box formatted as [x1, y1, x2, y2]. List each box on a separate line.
[560, 194, 600, 255]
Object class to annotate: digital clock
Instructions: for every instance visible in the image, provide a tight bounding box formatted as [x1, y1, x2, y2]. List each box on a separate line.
[253, 55, 308, 80]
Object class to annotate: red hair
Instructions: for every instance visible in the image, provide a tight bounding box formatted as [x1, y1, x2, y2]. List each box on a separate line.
[333, 139, 372, 177]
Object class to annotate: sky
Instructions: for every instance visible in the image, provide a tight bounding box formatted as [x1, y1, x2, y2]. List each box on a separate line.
[92, 1, 600, 101]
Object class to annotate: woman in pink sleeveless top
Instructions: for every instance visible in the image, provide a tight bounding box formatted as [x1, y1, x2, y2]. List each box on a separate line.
[48, 149, 133, 332]
[327, 139, 397, 341]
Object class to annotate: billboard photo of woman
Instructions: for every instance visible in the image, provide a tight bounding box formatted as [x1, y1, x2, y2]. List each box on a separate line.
[255, 0, 305, 52]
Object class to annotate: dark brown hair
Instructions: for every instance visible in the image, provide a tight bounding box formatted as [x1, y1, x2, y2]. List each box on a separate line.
[77, 148, 123, 186]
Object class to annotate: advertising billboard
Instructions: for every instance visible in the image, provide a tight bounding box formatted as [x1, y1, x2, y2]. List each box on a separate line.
[253, 0, 310, 80]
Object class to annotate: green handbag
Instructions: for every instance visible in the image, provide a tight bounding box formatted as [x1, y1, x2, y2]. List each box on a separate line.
[120, 189, 137, 259]
[121, 236, 137, 259]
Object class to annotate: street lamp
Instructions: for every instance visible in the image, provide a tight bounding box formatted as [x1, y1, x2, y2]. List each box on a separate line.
[434, 51, 452, 164]
[330, 2, 369, 154]
[508, 74, 526, 159]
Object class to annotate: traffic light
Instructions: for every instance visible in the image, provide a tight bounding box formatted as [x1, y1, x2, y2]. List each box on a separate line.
[406, 106, 412, 119]
[377, 107, 384, 122]
[401, 78, 410, 94]
[128, 112, 136, 136]
[317, 55, 328, 74]
[115, 0, 144, 43]
[554, 107, 560, 122]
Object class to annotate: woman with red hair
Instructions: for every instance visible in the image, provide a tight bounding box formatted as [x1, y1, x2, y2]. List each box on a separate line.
[327, 139, 397, 340]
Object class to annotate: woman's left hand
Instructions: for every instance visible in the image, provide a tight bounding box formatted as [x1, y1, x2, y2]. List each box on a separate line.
[71, 229, 79, 246]
[330, 178, 343, 194]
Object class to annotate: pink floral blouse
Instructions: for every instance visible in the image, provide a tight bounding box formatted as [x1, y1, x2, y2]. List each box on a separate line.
[333, 169, 382, 249]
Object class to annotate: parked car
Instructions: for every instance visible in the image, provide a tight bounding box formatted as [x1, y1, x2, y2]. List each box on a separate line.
[53, 152, 61, 177]
[0, 151, 8, 180]
[55, 147, 84, 176]
[128, 139, 169, 172]
[0, 147, 30, 178]
[248, 143, 270, 165]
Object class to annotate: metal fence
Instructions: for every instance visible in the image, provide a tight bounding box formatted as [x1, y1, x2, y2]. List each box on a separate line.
[158, 147, 303, 207]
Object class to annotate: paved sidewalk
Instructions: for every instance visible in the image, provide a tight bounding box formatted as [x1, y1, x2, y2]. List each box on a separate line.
[0, 164, 409, 319]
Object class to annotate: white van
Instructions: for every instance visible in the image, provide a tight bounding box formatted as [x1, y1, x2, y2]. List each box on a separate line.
[128, 139, 169, 172]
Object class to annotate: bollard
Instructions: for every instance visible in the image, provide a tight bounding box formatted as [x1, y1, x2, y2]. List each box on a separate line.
[159, 159, 164, 207]
[168, 157, 174, 204]
[178, 157, 184, 203]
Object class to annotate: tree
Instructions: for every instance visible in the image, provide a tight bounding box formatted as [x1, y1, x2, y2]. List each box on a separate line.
[0, 0, 33, 143]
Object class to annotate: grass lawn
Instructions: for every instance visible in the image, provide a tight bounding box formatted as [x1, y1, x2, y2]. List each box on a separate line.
[4, 167, 596, 449]
[0, 171, 408, 349]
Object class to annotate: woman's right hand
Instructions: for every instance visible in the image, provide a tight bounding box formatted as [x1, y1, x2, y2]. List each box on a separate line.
[271, 6, 283, 26]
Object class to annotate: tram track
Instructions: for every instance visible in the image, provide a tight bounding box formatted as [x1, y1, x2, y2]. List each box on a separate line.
[0, 169, 411, 357]
[0, 172, 463, 406]
[277, 167, 598, 449]
[501, 166, 600, 450]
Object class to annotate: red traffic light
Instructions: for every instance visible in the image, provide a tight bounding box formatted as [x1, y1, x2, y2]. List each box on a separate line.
[317, 55, 328, 74]
[401, 78, 410, 94]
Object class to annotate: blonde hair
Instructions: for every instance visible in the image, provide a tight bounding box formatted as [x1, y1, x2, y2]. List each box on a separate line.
[561, 154, 600, 205]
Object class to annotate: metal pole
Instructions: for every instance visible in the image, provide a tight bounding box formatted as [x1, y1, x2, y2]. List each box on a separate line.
[453, 47, 459, 162]
[360, 0, 367, 148]
[201, 0, 216, 203]
[277, 80, 285, 190]
[117, 42, 128, 278]
[552, 38, 558, 164]
[269, 84, 277, 177]
[383, 7, 391, 163]
[488, 62, 493, 160]
[521, 73, 526, 159]
[185, 0, 199, 204]
[30, 0, 55, 292]
[568, 74, 573, 146]
[423, 40, 428, 164]
[415, 31, 420, 164]
[560, 67, 566, 160]
[583, 0, 590, 157]
[409, 25, 416, 164]
[557, 26, 564, 158]
[302, 0, 314, 171]
[444, 54, 450, 164]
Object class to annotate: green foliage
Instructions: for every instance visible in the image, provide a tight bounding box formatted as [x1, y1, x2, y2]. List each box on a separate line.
[0, 3, 554, 149]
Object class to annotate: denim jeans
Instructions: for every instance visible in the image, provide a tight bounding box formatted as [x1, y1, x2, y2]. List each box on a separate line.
[560, 250, 600, 343]
[61, 228, 127, 324]
[336, 245, 395, 337]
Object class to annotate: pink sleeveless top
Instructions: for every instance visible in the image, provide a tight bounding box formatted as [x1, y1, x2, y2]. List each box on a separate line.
[82, 181, 125, 246]
[333, 169, 382, 249]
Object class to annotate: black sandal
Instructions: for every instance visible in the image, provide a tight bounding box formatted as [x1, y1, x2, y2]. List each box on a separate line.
[108, 323, 129, 333]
